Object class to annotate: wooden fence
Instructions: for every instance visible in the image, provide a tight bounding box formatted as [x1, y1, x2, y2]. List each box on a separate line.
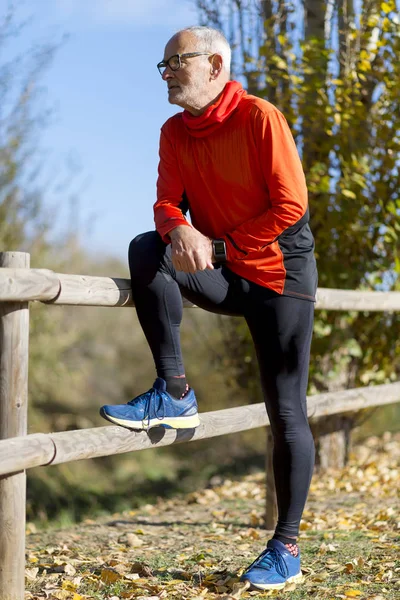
[1, 250, 400, 600]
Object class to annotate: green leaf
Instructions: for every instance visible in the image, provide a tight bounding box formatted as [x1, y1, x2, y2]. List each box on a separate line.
[342, 189, 357, 199]
[394, 256, 400, 273]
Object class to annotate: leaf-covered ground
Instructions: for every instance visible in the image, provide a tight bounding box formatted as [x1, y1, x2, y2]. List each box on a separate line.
[25, 432, 400, 600]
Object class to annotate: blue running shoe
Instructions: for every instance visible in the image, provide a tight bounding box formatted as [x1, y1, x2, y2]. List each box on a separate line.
[241, 539, 303, 590]
[99, 377, 200, 430]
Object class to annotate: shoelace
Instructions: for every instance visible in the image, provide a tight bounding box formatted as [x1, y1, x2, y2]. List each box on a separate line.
[245, 547, 289, 578]
[128, 387, 165, 428]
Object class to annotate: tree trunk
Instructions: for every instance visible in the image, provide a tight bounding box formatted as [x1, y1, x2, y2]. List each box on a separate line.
[313, 415, 354, 470]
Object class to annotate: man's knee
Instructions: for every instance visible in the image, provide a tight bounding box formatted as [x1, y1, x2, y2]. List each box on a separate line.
[128, 231, 165, 281]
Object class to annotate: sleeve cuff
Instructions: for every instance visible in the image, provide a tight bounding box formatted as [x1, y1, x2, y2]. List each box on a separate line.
[157, 219, 192, 244]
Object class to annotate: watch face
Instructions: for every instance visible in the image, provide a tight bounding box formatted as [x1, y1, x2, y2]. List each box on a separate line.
[213, 239, 226, 261]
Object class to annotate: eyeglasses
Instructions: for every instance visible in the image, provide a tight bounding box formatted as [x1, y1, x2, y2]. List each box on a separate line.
[157, 52, 212, 76]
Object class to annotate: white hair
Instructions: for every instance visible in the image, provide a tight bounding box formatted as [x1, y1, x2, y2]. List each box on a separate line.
[181, 26, 231, 76]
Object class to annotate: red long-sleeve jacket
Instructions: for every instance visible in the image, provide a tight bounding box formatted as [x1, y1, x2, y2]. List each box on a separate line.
[154, 81, 317, 301]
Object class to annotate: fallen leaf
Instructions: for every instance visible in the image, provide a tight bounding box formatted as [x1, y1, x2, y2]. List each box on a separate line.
[126, 533, 144, 547]
[50, 591, 72, 600]
[28, 554, 39, 564]
[229, 580, 250, 598]
[319, 542, 337, 554]
[249, 511, 263, 527]
[187, 489, 220, 505]
[112, 562, 130, 575]
[61, 580, 77, 592]
[64, 564, 76, 576]
[285, 582, 298, 591]
[26, 522, 37, 535]
[242, 528, 261, 540]
[101, 568, 122, 584]
[123, 573, 140, 582]
[25, 567, 39, 581]
[312, 571, 330, 581]
[130, 562, 153, 577]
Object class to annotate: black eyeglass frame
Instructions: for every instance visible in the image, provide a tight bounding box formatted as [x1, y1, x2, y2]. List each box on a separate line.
[157, 52, 213, 76]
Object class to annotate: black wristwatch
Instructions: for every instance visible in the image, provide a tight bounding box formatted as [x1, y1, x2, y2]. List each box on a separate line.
[212, 238, 227, 263]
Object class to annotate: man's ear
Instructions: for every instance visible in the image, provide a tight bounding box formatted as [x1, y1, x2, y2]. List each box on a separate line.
[210, 53, 223, 79]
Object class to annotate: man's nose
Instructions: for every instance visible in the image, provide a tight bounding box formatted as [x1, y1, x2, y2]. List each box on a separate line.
[162, 67, 174, 81]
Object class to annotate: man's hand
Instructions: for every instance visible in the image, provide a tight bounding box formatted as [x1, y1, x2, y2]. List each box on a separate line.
[169, 225, 214, 273]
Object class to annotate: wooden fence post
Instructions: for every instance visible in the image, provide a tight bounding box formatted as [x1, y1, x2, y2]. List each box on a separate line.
[265, 428, 278, 530]
[0, 252, 30, 600]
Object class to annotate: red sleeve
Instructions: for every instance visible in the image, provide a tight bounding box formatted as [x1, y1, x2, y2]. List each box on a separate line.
[154, 123, 192, 243]
[223, 109, 308, 260]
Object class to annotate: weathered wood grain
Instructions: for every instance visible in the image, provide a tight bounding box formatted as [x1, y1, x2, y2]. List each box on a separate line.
[0, 382, 398, 477]
[50, 274, 194, 307]
[0, 434, 55, 475]
[306, 382, 400, 417]
[316, 287, 400, 311]
[0, 268, 59, 302]
[49, 274, 133, 306]
[0, 252, 30, 600]
[1, 268, 400, 311]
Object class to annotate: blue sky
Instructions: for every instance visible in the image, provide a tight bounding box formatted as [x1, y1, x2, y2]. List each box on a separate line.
[6, 0, 200, 261]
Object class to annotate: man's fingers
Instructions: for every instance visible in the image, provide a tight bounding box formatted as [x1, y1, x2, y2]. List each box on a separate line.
[173, 245, 214, 273]
[193, 250, 214, 272]
[172, 252, 197, 273]
[198, 259, 214, 271]
[171, 253, 180, 269]
[171, 233, 214, 273]
[172, 256, 185, 272]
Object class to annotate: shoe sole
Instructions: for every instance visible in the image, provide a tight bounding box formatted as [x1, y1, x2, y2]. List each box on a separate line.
[100, 408, 200, 430]
[243, 572, 304, 591]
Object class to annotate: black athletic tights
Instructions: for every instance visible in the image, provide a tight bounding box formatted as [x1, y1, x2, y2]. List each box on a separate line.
[129, 231, 315, 540]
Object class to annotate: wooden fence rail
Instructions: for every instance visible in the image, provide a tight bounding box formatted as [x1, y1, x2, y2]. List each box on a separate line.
[2, 267, 400, 310]
[0, 382, 399, 479]
[1, 251, 400, 600]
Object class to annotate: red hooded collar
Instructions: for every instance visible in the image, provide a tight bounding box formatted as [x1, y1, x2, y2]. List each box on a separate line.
[182, 81, 246, 138]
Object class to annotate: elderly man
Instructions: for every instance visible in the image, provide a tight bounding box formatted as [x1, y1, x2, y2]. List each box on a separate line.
[101, 25, 317, 591]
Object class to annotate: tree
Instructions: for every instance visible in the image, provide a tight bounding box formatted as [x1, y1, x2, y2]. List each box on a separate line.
[0, 5, 57, 252]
